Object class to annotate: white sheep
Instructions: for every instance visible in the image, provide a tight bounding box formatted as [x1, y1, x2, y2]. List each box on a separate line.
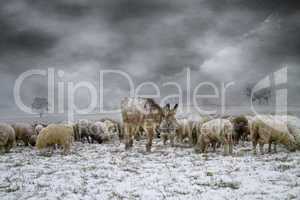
[175, 119, 195, 146]
[36, 124, 74, 154]
[34, 124, 45, 135]
[101, 120, 120, 142]
[196, 119, 234, 155]
[88, 121, 104, 144]
[0, 123, 15, 153]
[77, 119, 91, 143]
[251, 115, 296, 154]
[12, 123, 36, 146]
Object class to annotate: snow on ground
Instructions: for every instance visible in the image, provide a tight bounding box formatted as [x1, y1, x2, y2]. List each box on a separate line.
[0, 140, 300, 200]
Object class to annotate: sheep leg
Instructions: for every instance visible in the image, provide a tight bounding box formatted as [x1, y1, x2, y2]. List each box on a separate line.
[129, 126, 135, 147]
[146, 127, 154, 152]
[229, 142, 233, 155]
[199, 142, 205, 153]
[135, 132, 140, 141]
[234, 134, 238, 145]
[155, 126, 160, 138]
[63, 143, 70, 155]
[195, 135, 203, 152]
[124, 129, 130, 150]
[78, 129, 82, 142]
[175, 131, 180, 143]
[268, 141, 272, 153]
[49, 146, 54, 154]
[130, 125, 139, 147]
[241, 134, 246, 147]
[188, 132, 194, 147]
[252, 141, 257, 155]
[86, 135, 91, 144]
[81, 134, 86, 143]
[229, 144, 233, 155]
[80, 132, 86, 143]
[5, 143, 12, 153]
[181, 133, 185, 144]
[4, 147, 10, 153]
[224, 143, 229, 156]
[170, 132, 175, 147]
[273, 143, 277, 153]
[259, 143, 264, 155]
[212, 142, 216, 152]
[162, 133, 168, 145]
[134, 128, 140, 141]
[124, 124, 132, 150]
[202, 143, 208, 153]
[192, 127, 198, 146]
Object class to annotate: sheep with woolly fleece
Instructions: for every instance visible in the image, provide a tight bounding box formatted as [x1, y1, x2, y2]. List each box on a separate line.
[76, 119, 91, 143]
[232, 116, 250, 145]
[99, 118, 122, 138]
[193, 116, 211, 145]
[251, 115, 296, 154]
[12, 123, 36, 146]
[101, 120, 120, 142]
[29, 134, 37, 146]
[175, 119, 195, 146]
[88, 121, 104, 144]
[282, 115, 300, 150]
[34, 124, 45, 135]
[0, 123, 15, 153]
[288, 126, 300, 146]
[175, 116, 210, 146]
[287, 125, 300, 150]
[245, 116, 254, 128]
[195, 119, 233, 155]
[57, 122, 77, 141]
[72, 123, 80, 141]
[36, 124, 74, 154]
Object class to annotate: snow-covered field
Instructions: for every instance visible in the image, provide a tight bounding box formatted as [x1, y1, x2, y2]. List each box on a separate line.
[0, 140, 299, 200]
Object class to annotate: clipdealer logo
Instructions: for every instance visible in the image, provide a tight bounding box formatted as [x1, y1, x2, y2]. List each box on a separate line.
[251, 67, 288, 117]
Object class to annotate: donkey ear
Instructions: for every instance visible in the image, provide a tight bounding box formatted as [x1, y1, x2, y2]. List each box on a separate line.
[162, 103, 170, 115]
[144, 103, 151, 114]
[173, 104, 178, 112]
[165, 103, 170, 110]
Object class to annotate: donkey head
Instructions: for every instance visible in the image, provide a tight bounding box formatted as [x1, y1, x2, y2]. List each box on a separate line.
[160, 103, 179, 131]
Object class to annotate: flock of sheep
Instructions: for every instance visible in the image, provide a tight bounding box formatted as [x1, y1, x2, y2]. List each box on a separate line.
[0, 97, 300, 156]
[121, 97, 300, 154]
[0, 119, 121, 155]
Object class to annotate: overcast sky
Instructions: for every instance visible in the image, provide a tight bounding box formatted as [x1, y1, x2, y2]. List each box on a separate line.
[0, 0, 299, 118]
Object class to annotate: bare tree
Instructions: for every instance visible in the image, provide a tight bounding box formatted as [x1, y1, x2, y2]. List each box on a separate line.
[31, 97, 48, 118]
[245, 84, 253, 99]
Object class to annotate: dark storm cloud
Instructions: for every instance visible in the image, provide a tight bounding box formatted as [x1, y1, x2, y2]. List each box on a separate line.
[26, 0, 91, 18]
[0, 2, 59, 74]
[25, 0, 179, 21]
[0, 1, 58, 53]
[0, 0, 300, 115]
[0, 20, 57, 55]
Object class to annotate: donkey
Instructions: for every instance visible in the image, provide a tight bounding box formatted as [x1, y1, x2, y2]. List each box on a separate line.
[159, 104, 179, 147]
[121, 97, 178, 152]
